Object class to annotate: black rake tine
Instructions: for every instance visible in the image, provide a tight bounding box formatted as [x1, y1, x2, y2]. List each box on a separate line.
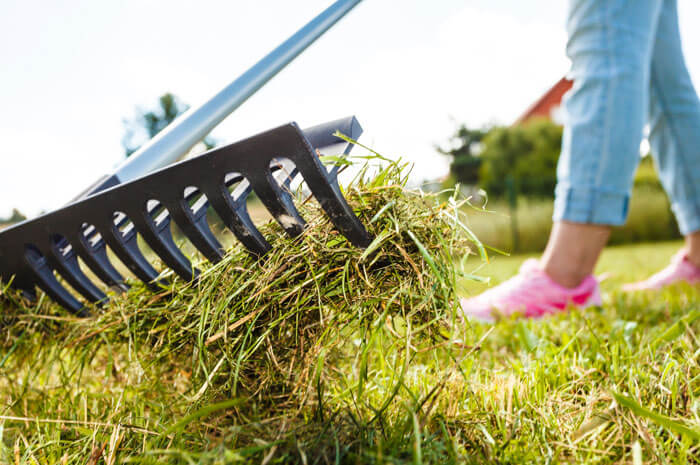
[292, 142, 372, 248]
[167, 196, 225, 264]
[72, 232, 128, 290]
[248, 171, 306, 238]
[98, 219, 162, 288]
[204, 182, 271, 256]
[23, 246, 86, 315]
[133, 209, 197, 282]
[270, 159, 299, 192]
[47, 239, 106, 304]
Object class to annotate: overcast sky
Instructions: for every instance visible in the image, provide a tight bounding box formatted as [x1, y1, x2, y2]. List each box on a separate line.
[2, 0, 699, 218]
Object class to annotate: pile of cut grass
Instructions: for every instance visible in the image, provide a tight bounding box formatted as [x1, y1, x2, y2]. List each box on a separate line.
[0, 157, 483, 463]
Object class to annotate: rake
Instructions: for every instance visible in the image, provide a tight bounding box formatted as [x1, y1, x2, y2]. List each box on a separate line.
[0, 0, 370, 314]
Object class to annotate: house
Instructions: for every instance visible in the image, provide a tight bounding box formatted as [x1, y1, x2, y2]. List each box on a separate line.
[515, 76, 572, 125]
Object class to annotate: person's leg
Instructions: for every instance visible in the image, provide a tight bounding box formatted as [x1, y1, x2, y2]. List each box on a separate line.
[546, 0, 664, 286]
[647, 0, 700, 245]
[461, 0, 664, 320]
[621, 0, 700, 291]
[687, 232, 700, 267]
[541, 222, 610, 288]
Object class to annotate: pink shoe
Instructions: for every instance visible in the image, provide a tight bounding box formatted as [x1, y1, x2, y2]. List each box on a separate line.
[460, 259, 602, 322]
[622, 250, 700, 291]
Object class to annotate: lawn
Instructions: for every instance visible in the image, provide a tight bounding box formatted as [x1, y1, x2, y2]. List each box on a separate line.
[455, 240, 700, 463]
[0, 172, 697, 464]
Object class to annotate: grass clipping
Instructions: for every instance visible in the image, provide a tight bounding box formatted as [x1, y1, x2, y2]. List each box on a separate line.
[0, 158, 477, 461]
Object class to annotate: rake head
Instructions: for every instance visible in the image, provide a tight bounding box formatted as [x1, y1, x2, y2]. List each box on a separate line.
[0, 116, 371, 315]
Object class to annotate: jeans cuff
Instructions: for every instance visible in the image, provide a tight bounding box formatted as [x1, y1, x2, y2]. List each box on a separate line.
[553, 186, 630, 226]
[670, 198, 700, 235]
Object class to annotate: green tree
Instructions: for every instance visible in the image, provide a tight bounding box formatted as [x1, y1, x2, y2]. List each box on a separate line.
[0, 208, 27, 225]
[437, 125, 487, 185]
[478, 118, 562, 197]
[122, 93, 217, 157]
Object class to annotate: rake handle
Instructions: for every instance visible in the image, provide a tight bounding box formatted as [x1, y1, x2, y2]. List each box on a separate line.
[80, 0, 363, 200]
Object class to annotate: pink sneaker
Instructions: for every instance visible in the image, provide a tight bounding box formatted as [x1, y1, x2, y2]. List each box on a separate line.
[460, 259, 602, 322]
[622, 250, 700, 291]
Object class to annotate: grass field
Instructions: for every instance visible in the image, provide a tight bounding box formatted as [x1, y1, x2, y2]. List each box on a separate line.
[0, 180, 698, 463]
[455, 241, 700, 463]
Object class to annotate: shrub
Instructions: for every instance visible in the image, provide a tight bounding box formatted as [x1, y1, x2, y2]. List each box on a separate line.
[437, 125, 486, 185]
[634, 155, 665, 191]
[464, 188, 679, 253]
[478, 118, 561, 197]
[443, 119, 667, 201]
[441, 119, 562, 197]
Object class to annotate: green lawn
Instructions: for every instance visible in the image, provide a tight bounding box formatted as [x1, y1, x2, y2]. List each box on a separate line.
[452, 240, 700, 463]
[1, 195, 698, 465]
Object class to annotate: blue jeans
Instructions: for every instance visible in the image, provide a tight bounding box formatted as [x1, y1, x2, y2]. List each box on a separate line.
[553, 0, 700, 235]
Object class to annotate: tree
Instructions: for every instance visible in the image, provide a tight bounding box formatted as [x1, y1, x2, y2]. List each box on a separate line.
[122, 93, 217, 157]
[437, 125, 487, 185]
[0, 208, 27, 225]
[478, 119, 562, 197]
[439, 118, 563, 197]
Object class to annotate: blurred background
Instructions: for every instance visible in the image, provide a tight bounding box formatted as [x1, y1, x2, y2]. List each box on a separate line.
[2, 0, 699, 253]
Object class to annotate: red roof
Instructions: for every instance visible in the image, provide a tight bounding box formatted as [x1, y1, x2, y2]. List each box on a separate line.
[516, 77, 573, 125]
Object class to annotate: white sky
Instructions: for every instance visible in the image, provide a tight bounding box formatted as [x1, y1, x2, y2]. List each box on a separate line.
[1, 0, 699, 218]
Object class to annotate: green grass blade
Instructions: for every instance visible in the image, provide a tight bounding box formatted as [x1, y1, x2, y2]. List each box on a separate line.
[613, 393, 700, 440]
[163, 399, 243, 436]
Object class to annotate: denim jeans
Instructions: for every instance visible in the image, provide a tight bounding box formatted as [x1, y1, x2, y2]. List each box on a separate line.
[553, 0, 700, 235]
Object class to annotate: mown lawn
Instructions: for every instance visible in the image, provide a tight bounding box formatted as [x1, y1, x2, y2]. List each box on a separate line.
[0, 207, 697, 465]
[454, 240, 699, 463]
